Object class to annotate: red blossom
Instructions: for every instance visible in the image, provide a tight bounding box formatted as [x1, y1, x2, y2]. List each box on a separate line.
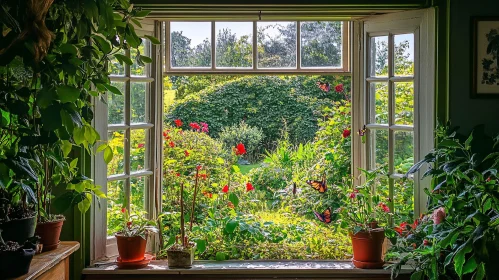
[200, 122, 209, 133]
[174, 119, 183, 127]
[235, 143, 246, 155]
[227, 202, 235, 208]
[196, 165, 202, 170]
[138, 143, 145, 148]
[190, 122, 201, 131]
[121, 208, 126, 213]
[342, 129, 351, 138]
[394, 222, 408, 235]
[184, 150, 190, 157]
[423, 239, 430, 246]
[486, 177, 491, 182]
[197, 173, 208, 180]
[163, 131, 168, 138]
[378, 202, 390, 213]
[202, 191, 213, 199]
[412, 243, 417, 249]
[169, 141, 175, 148]
[222, 185, 229, 193]
[176, 172, 180, 177]
[126, 221, 132, 228]
[349, 192, 357, 199]
[335, 84, 344, 93]
[246, 182, 254, 192]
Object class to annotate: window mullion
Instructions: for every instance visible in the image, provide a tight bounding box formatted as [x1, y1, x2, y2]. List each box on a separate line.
[124, 49, 132, 212]
[211, 21, 215, 70]
[253, 21, 257, 70]
[388, 33, 395, 216]
[297, 21, 301, 70]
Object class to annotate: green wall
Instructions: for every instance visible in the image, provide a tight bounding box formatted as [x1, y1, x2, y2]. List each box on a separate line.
[449, 0, 499, 135]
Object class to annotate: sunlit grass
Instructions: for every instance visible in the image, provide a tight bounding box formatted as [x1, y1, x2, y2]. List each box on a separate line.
[237, 163, 261, 175]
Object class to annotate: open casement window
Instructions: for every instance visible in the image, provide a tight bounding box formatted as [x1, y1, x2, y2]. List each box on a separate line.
[92, 20, 163, 260]
[352, 9, 435, 223]
[163, 20, 350, 74]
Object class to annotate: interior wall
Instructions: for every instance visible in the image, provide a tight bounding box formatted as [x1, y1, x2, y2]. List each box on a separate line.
[449, 0, 499, 135]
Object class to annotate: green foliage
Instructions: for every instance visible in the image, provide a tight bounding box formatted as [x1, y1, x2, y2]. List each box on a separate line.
[387, 123, 499, 279]
[219, 121, 264, 162]
[116, 208, 158, 240]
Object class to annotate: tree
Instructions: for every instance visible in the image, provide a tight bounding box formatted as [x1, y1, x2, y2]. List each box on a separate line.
[216, 28, 252, 67]
[171, 31, 192, 67]
[300, 22, 342, 67]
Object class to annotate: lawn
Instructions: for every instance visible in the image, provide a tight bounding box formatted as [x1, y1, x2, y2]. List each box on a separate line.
[237, 163, 261, 175]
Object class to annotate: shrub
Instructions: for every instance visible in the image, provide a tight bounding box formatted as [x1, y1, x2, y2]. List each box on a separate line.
[219, 121, 265, 162]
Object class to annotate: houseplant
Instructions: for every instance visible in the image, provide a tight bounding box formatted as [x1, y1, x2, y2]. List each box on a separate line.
[0, 229, 37, 278]
[115, 208, 158, 266]
[333, 168, 395, 269]
[386, 123, 499, 279]
[0, 0, 156, 249]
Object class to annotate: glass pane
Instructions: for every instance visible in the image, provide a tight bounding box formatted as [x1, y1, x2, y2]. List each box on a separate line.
[109, 50, 125, 75]
[394, 34, 414, 76]
[131, 176, 146, 210]
[131, 39, 151, 76]
[395, 82, 414, 125]
[369, 36, 388, 77]
[394, 131, 414, 174]
[216, 22, 253, 68]
[107, 81, 125, 125]
[370, 82, 389, 124]
[170, 22, 212, 68]
[300, 21, 343, 68]
[131, 82, 147, 123]
[371, 129, 389, 170]
[393, 179, 414, 224]
[107, 130, 125, 175]
[107, 180, 125, 236]
[376, 175, 390, 208]
[130, 129, 147, 172]
[257, 22, 296, 68]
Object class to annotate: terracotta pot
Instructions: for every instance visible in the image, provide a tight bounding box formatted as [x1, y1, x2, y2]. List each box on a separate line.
[35, 219, 64, 252]
[0, 215, 37, 244]
[350, 228, 385, 269]
[115, 234, 147, 262]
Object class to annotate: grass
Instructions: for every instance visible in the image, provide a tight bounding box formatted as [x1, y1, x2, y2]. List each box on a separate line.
[237, 163, 261, 175]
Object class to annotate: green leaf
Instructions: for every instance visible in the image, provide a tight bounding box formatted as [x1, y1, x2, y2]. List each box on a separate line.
[196, 239, 207, 253]
[135, 10, 151, 18]
[215, 251, 226, 261]
[20, 182, 36, 203]
[57, 85, 80, 103]
[93, 188, 106, 198]
[454, 240, 473, 277]
[84, 125, 99, 145]
[41, 104, 63, 131]
[144, 35, 160, 45]
[101, 83, 123, 95]
[472, 262, 485, 280]
[103, 146, 113, 164]
[92, 34, 112, 54]
[225, 220, 238, 233]
[229, 193, 239, 208]
[59, 43, 78, 55]
[114, 53, 133, 65]
[77, 193, 92, 213]
[438, 139, 462, 148]
[73, 127, 86, 145]
[462, 255, 478, 275]
[36, 87, 57, 108]
[140, 55, 152, 63]
[231, 165, 240, 173]
[96, 143, 108, 153]
[70, 158, 78, 169]
[465, 132, 474, 149]
[410, 270, 423, 280]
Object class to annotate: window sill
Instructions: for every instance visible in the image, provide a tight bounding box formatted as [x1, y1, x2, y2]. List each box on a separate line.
[83, 260, 412, 279]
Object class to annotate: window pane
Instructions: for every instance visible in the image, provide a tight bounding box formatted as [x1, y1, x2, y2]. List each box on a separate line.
[170, 22, 212, 68]
[370, 82, 389, 124]
[131, 82, 148, 123]
[371, 129, 389, 170]
[394, 131, 414, 174]
[369, 36, 388, 77]
[107, 130, 125, 175]
[257, 22, 296, 68]
[394, 82, 414, 125]
[130, 129, 147, 172]
[300, 21, 342, 68]
[394, 179, 414, 224]
[394, 34, 414, 76]
[131, 39, 151, 76]
[109, 50, 125, 75]
[216, 22, 253, 68]
[107, 180, 125, 236]
[131, 176, 146, 210]
[107, 81, 125, 125]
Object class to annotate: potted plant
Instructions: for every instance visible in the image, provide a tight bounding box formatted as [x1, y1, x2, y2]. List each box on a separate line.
[115, 208, 158, 266]
[0, 187, 37, 245]
[0, 229, 37, 278]
[333, 169, 396, 269]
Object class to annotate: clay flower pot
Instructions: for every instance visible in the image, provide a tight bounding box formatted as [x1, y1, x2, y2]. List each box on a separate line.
[167, 243, 196, 268]
[0, 215, 37, 244]
[35, 218, 64, 252]
[115, 234, 147, 262]
[350, 228, 385, 269]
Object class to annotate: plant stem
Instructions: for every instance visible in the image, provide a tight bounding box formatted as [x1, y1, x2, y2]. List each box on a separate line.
[189, 168, 199, 231]
[180, 183, 185, 247]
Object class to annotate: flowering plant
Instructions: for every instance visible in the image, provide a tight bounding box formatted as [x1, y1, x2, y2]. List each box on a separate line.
[117, 208, 158, 240]
[333, 168, 394, 236]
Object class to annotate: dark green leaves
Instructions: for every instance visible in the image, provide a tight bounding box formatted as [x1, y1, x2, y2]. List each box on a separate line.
[56, 85, 80, 103]
[41, 104, 62, 131]
[454, 240, 473, 277]
[114, 53, 133, 65]
[229, 193, 239, 208]
[92, 34, 112, 54]
[144, 35, 160, 45]
[225, 220, 239, 234]
[195, 239, 207, 254]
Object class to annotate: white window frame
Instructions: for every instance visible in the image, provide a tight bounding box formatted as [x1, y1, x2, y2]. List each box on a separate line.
[92, 20, 163, 261]
[352, 8, 435, 219]
[163, 20, 350, 75]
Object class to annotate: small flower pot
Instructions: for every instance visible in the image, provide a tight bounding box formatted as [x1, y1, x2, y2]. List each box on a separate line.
[350, 228, 385, 269]
[0, 230, 36, 278]
[167, 244, 196, 268]
[115, 234, 147, 262]
[0, 215, 37, 244]
[35, 218, 64, 252]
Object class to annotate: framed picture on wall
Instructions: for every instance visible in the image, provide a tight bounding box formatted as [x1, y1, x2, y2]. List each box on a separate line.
[472, 17, 499, 98]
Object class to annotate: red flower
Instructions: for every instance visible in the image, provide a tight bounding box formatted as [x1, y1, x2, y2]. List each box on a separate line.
[335, 84, 344, 93]
[378, 202, 390, 213]
[121, 208, 126, 213]
[176, 172, 180, 177]
[163, 131, 168, 138]
[199, 173, 208, 180]
[342, 129, 351, 138]
[246, 182, 254, 192]
[196, 165, 202, 170]
[235, 143, 246, 155]
[200, 122, 209, 133]
[222, 185, 229, 193]
[423, 239, 430, 246]
[126, 221, 132, 228]
[227, 202, 235, 209]
[174, 119, 183, 127]
[202, 191, 213, 199]
[394, 222, 408, 235]
[486, 177, 491, 182]
[169, 141, 175, 148]
[138, 143, 145, 148]
[190, 122, 201, 131]
[412, 243, 417, 249]
[184, 150, 190, 157]
[349, 192, 357, 199]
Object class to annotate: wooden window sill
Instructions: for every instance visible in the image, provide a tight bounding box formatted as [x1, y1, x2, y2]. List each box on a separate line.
[82, 260, 412, 279]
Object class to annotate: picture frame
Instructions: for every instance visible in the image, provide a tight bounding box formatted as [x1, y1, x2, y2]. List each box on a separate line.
[471, 17, 499, 98]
